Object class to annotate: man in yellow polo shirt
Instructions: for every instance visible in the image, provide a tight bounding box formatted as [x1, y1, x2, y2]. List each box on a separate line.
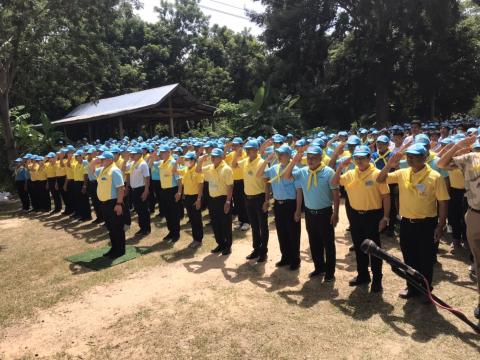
[33, 156, 50, 212]
[197, 148, 234, 255]
[45, 152, 62, 212]
[225, 137, 250, 231]
[92, 151, 126, 258]
[73, 150, 91, 221]
[63, 146, 77, 216]
[55, 150, 68, 212]
[332, 145, 390, 293]
[447, 166, 467, 251]
[180, 151, 204, 249]
[232, 139, 269, 262]
[377, 143, 449, 301]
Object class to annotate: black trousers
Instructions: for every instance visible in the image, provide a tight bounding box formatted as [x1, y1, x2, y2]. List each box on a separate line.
[350, 208, 383, 280]
[87, 181, 103, 221]
[151, 180, 163, 216]
[160, 186, 181, 238]
[400, 217, 437, 293]
[132, 186, 151, 232]
[64, 180, 75, 214]
[148, 180, 156, 213]
[47, 177, 62, 211]
[201, 181, 210, 211]
[305, 207, 336, 277]
[245, 194, 269, 255]
[36, 180, 51, 211]
[101, 199, 126, 256]
[74, 181, 91, 219]
[448, 188, 467, 242]
[208, 195, 232, 249]
[123, 184, 132, 226]
[184, 195, 204, 242]
[387, 184, 398, 232]
[56, 176, 67, 211]
[233, 180, 249, 224]
[274, 199, 301, 265]
[27, 180, 37, 210]
[344, 190, 353, 226]
[15, 180, 30, 210]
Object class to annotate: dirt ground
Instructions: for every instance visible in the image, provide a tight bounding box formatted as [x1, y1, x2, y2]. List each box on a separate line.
[0, 201, 479, 359]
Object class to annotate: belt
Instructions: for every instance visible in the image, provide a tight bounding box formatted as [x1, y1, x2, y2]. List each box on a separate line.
[352, 208, 382, 215]
[469, 207, 480, 214]
[401, 217, 436, 224]
[305, 207, 332, 215]
[245, 193, 265, 200]
[275, 199, 296, 205]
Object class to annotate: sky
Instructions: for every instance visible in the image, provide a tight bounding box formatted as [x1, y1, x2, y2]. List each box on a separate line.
[136, 0, 265, 36]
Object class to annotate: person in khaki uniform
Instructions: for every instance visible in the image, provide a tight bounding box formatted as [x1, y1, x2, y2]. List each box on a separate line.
[438, 135, 480, 319]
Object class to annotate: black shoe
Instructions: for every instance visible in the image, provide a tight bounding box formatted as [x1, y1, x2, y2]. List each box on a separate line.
[135, 229, 145, 236]
[108, 252, 125, 259]
[474, 305, 480, 320]
[246, 251, 259, 260]
[370, 281, 383, 293]
[289, 263, 300, 271]
[349, 276, 371, 287]
[163, 234, 172, 241]
[309, 269, 325, 278]
[102, 250, 113, 257]
[275, 259, 289, 267]
[346, 226, 351, 232]
[398, 288, 419, 299]
[324, 275, 335, 283]
[257, 254, 267, 263]
[221, 248, 232, 256]
[348, 245, 355, 252]
[211, 245, 224, 253]
[170, 236, 180, 243]
[386, 229, 395, 237]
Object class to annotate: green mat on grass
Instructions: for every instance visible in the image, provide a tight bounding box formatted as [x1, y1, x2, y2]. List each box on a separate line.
[66, 246, 152, 270]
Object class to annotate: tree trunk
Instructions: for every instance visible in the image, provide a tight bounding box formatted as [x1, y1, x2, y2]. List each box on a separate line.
[0, 90, 17, 163]
[375, 77, 389, 128]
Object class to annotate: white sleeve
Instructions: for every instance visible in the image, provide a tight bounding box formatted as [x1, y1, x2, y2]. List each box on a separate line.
[141, 162, 150, 177]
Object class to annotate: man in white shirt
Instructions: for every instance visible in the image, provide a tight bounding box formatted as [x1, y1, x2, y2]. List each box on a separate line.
[402, 120, 422, 146]
[129, 147, 151, 236]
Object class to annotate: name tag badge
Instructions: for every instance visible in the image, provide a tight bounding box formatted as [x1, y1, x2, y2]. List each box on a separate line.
[416, 184, 426, 193]
[365, 180, 374, 187]
[101, 177, 107, 181]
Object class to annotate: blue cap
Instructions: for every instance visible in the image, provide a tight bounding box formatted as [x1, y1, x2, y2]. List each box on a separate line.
[405, 143, 428, 156]
[244, 140, 260, 149]
[110, 146, 121, 153]
[347, 135, 361, 146]
[305, 146, 323, 155]
[193, 142, 204, 148]
[15, 158, 23, 162]
[286, 133, 294, 138]
[183, 151, 197, 160]
[376, 135, 390, 143]
[353, 145, 371, 157]
[46, 152, 56, 158]
[311, 138, 325, 148]
[439, 137, 453, 145]
[272, 134, 285, 143]
[129, 147, 142, 154]
[74, 150, 83, 157]
[473, 141, 480, 150]
[232, 137, 243, 145]
[210, 148, 224, 157]
[467, 127, 478, 135]
[174, 146, 183, 153]
[98, 151, 114, 160]
[265, 146, 274, 155]
[158, 145, 170, 152]
[415, 134, 430, 145]
[338, 131, 348, 137]
[23, 153, 33, 159]
[275, 144, 292, 156]
[359, 129, 368, 135]
[87, 147, 96, 154]
[295, 139, 307, 147]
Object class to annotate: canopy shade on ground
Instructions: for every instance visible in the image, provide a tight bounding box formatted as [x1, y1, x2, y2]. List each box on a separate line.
[46, 84, 215, 140]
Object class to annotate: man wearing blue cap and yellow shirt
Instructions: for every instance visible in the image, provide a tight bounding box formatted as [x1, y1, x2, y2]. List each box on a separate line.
[180, 151, 204, 248]
[232, 139, 270, 262]
[158, 145, 182, 242]
[34, 155, 50, 212]
[378, 143, 449, 301]
[225, 137, 250, 231]
[55, 149, 68, 212]
[257, 144, 302, 270]
[86, 147, 104, 223]
[63, 146, 76, 215]
[197, 148, 234, 255]
[91, 151, 126, 258]
[129, 147, 151, 236]
[45, 152, 62, 213]
[284, 145, 340, 281]
[73, 150, 91, 221]
[332, 145, 390, 292]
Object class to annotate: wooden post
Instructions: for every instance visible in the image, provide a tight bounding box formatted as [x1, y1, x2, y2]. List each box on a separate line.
[88, 123, 93, 143]
[168, 96, 174, 137]
[119, 117, 124, 138]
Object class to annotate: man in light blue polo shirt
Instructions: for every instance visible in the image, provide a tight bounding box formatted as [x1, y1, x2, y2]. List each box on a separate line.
[257, 144, 302, 270]
[284, 145, 340, 281]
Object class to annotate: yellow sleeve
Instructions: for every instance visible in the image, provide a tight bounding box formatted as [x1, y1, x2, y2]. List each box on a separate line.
[435, 176, 450, 201]
[339, 170, 353, 187]
[377, 182, 390, 195]
[386, 170, 401, 184]
[203, 165, 213, 182]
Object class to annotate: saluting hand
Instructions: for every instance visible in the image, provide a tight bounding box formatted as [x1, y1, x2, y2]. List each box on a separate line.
[293, 151, 303, 163]
[340, 157, 352, 169]
[457, 134, 477, 149]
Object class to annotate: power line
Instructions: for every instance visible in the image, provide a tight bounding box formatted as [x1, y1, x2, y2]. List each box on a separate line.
[198, 4, 250, 20]
[203, 0, 248, 12]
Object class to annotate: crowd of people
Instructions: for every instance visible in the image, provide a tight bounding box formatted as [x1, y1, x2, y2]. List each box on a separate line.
[11, 119, 480, 320]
